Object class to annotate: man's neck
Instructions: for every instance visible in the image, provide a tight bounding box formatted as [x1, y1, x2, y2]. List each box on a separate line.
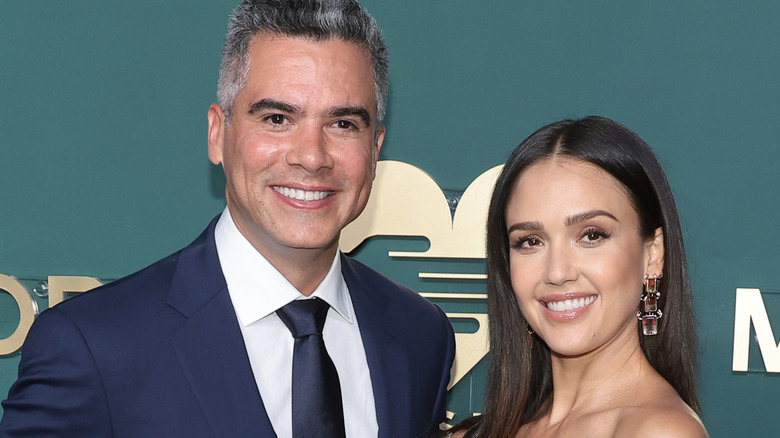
[221, 206, 340, 295]
[259, 245, 338, 296]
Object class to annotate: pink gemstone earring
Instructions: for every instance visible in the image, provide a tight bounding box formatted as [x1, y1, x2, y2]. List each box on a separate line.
[637, 271, 663, 336]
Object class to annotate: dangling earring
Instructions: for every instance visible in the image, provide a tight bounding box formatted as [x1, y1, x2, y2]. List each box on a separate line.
[637, 271, 663, 336]
[527, 326, 535, 348]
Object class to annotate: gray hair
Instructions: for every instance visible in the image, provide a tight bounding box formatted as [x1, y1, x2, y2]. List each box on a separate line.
[217, 0, 389, 125]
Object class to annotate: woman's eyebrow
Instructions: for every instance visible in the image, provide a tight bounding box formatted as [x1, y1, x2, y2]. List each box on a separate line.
[565, 209, 618, 226]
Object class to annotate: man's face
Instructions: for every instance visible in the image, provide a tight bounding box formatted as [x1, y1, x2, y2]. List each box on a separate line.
[208, 33, 383, 266]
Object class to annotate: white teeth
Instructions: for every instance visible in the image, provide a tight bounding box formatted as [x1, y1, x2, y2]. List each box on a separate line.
[546, 295, 596, 312]
[273, 186, 330, 201]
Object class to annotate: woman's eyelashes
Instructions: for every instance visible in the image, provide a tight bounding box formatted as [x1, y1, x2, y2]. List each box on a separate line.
[578, 227, 612, 246]
[511, 235, 542, 252]
[509, 227, 613, 252]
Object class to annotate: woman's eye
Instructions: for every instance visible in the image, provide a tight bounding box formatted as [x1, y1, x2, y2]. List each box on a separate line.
[580, 228, 610, 244]
[512, 236, 542, 251]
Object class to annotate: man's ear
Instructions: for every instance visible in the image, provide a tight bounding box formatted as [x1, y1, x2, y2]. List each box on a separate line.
[371, 125, 385, 178]
[207, 103, 226, 165]
[644, 227, 665, 277]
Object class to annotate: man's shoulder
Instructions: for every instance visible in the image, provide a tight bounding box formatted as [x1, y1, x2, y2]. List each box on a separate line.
[54, 218, 220, 321]
[51, 247, 183, 321]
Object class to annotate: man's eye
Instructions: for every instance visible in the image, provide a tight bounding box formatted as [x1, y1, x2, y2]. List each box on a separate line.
[267, 114, 287, 124]
[335, 120, 356, 130]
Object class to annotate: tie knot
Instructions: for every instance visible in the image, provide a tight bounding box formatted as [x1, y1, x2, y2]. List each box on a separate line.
[276, 297, 330, 338]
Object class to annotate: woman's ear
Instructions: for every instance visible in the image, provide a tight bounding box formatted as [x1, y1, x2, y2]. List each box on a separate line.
[644, 227, 665, 277]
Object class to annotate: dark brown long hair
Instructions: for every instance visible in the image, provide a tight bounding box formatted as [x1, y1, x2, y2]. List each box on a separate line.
[461, 116, 699, 438]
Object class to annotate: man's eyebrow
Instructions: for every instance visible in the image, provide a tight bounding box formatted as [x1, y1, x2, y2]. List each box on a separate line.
[329, 106, 371, 126]
[507, 220, 544, 233]
[564, 209, 618, 226]
[248, 98, 301, 115]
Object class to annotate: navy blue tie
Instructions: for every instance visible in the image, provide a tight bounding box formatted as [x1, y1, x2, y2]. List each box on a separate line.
[276, 298, 346, 438]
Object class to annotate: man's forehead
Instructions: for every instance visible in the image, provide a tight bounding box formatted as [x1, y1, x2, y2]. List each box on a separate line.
[236, 32, 378, 120]
[242, 33, 375, 83]
[243, 32, 374, 84]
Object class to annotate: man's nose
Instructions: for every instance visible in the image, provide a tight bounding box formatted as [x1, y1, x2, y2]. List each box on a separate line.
[285, 124, 335, 172]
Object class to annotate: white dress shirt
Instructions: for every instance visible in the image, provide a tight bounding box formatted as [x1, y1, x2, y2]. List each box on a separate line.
[214, 208, 378, 438]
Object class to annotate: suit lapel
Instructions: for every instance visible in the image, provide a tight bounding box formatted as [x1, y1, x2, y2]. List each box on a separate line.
[167, 218, 277, 437]
[341, 255, 412, 438]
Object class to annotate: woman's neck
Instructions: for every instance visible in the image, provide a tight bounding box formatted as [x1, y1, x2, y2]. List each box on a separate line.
[545, 323, 650, 425]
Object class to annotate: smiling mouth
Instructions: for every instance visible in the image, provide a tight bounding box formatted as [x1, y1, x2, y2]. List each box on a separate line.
[273, 186, 332, 201]
[544, 295, 597, 312]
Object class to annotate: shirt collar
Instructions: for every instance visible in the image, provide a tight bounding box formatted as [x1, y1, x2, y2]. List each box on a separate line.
[214, 207, 353, 327]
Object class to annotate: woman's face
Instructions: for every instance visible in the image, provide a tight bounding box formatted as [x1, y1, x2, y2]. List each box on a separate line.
[505, 157, 663, 357]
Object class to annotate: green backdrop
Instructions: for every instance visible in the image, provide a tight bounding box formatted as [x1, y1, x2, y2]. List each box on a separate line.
[2, 1, 779, 435]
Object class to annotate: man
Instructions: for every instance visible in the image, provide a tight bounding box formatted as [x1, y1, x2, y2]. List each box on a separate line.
[0, 1, 455, 437]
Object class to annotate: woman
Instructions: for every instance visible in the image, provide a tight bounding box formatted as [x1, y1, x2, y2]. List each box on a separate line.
[450, 116, 707, 437]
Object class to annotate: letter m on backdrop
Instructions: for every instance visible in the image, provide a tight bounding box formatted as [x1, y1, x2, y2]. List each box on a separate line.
[733, 288, 780, 372]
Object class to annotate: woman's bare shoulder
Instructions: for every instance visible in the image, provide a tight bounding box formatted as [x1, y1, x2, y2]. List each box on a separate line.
[615, 402, 708, 438]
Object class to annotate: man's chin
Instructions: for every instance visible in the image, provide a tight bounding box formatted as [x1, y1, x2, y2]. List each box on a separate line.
[280, 235, 341, 253]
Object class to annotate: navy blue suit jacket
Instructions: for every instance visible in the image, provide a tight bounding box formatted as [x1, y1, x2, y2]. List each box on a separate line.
[0, 217, 455, 438]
